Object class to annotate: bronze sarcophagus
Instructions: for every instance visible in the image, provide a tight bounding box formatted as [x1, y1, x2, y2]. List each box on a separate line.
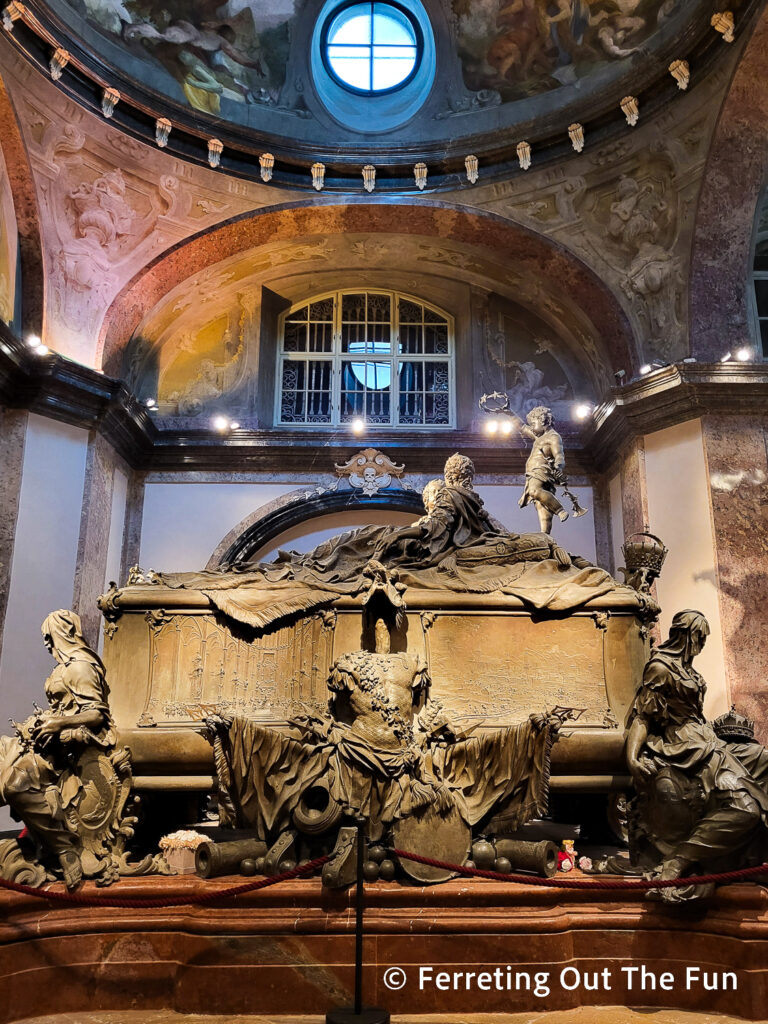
[99, 582, 648, 797]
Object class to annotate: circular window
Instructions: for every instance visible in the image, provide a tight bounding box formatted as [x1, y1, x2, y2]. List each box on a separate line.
[322, 1, 422, 95]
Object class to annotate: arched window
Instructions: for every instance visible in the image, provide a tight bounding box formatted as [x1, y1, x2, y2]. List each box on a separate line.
[277, 290, 454, 428]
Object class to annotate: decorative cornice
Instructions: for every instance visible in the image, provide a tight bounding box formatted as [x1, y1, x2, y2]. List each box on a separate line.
[1, 0, 762, 192]
[2, 323, 766, 475]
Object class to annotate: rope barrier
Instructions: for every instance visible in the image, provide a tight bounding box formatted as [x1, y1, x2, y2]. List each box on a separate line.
[0, 855, 330, 908]
[390, 849, 768, 890]
[1, 849, 766, 907]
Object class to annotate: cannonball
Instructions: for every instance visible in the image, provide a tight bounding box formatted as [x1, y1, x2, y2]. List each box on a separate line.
[368, 844, 387, 864]
[379, 858, 396, 881]
[494, 857, 512, 874]
[279, 859, 297, 874]
[240, 858, 258, 876]
[363, 860, 380, 882]
[471, 839, 496, 869]
[253, 857, 265, 874]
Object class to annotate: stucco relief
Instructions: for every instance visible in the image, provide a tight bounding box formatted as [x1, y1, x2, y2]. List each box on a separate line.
[0, 40, 295, 364]
[460, 59, 733, 362]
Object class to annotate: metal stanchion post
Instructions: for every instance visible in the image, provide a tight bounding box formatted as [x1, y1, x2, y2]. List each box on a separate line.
[326, 817, 390, 1024]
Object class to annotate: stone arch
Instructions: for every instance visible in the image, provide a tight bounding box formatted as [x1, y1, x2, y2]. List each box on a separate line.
[689, 5, 768, 361]
[0, 71, 44, 336]
[98, 199, 639, 381]
[207, 486, 425, 569]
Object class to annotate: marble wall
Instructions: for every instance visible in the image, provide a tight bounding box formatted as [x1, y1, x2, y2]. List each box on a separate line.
[701, 414, 768, 740]
[137, 478, 598, 571]
[643, 420, 728, 717]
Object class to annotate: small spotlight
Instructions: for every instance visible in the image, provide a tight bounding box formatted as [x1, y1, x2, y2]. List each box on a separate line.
[500, 420, 513, 435]
[735, 347, 752, 362]
[26, 334, 42, 349]
[212, 415, 229, 432]
[613, 369, 626, 384]
[230, 421, 240, 430]
[351, 417, 365, 434]
[34, 344, 49, 355]
[574, 402, 592, 421]
[682, 357, 697, 363]
[145, 397, 157, 409]
[721, 351, 732, 362]
[485, 419, 499, 435]
[640, 364, 652, 375]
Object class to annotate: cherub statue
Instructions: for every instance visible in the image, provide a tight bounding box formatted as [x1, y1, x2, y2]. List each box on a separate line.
[480, 396, 587, 534]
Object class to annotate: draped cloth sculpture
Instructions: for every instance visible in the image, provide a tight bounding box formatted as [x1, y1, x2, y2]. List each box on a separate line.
[626, 610, 768, 902]
[161, 453, 644, 630]
[0, 610, 163, 888]
[207, 592, 555, 878]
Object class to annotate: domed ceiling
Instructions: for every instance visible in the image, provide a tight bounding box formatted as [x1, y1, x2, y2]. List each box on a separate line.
[12, 0, 753, 187]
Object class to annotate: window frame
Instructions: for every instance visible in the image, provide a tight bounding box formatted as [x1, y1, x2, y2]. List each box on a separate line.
[750, 231, 768, 359]
[320, 0, 423, 97]
[275, 289, 456, 430]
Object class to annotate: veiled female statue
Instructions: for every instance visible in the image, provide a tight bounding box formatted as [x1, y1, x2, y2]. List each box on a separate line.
[0, 611, 157, 888]
[626, 609, 768, 901]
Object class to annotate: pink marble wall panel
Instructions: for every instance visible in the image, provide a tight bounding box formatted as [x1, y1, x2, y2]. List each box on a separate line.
[702, 414, 768, 740]
[689, 6, 768, 361]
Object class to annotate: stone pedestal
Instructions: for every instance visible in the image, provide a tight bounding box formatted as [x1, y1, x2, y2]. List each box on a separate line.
[1, 876, 767, 1022]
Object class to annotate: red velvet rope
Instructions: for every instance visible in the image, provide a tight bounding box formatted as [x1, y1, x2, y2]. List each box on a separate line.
[0, 855, 329, 908]
[391, 850, 768, 889]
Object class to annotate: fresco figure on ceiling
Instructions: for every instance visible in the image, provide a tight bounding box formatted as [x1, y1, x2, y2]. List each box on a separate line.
[69, 0, 299, 113]
[452, 0, 680, 101]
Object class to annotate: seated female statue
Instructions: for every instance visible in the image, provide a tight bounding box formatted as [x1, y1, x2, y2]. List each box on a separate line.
[0, 610, 115, 888]
[626, 609, 768, 900]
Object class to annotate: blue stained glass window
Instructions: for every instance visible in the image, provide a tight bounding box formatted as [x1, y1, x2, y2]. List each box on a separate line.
[324, 2, 420, 94]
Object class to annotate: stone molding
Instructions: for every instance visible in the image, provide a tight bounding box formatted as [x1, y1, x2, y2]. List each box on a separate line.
[2, 322, 767, 477]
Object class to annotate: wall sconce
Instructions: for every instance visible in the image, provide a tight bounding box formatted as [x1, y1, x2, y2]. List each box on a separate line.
[568, 123, 584, 153]
[414, 162, 427, 190]
[362, 164, 376, 193]
[49, 47, 70, 81]
[516, 141, 531, 170]
[155, 117, 172, 148]
[311, 162, 325, 191]
[207, 138, 223, 168]
[2, 2, 25, 32]
[259, 153, 274, 182]
[620, 96, 639, 127]
[711, 11, 734, 42]
[465, 154, 478, 184]
[669, 59, 690, 90]
[101, 87, 120, 118]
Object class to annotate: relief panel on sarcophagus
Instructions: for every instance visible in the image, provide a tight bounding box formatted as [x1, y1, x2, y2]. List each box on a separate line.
[138, 612, 333, 726]
[422, 613, 613, 726]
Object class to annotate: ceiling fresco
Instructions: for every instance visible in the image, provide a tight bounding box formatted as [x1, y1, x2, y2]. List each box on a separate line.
[60, 0, 298, 115]
[31, 0, 737, 161]
[452, 0, 685, 103]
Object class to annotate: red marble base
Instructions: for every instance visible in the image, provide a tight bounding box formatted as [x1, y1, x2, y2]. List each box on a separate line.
[1, 875, 767, 1022]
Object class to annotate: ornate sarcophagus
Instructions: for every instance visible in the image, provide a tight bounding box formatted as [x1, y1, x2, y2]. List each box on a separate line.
[99, 582, 648, 796]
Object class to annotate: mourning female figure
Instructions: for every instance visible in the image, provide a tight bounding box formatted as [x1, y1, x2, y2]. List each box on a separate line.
[626, 609, 768, 900]
[0, 611, 117, 888]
